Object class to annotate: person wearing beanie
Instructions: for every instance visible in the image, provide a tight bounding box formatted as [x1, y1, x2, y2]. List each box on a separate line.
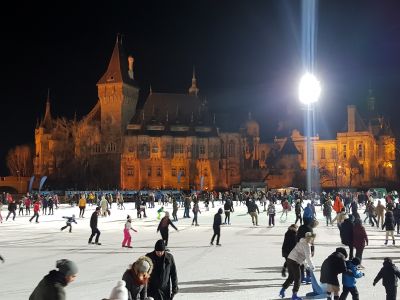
[339, 257, 364, 300]
[157, 211, 178, 249]
[88, 206, 101, 245]
[146, 240, 178, 300]
[29, 259, 78, 300]
[122, 215, 138, 248]
[382, 210, 396, 246]
[352, 218, 368, 264]
[373, 257, 400, 300]
[122, 256, 153, 300]
[210, 208, 223, 246]
[281, 224, 298, 277]
[107, 280, 129, 300]
[279, 232, 315, 300]
[320, 247, 348, 300]
[60, 215, 77, 233]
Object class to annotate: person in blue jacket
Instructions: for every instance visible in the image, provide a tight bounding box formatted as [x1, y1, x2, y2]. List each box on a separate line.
[339, 257, 364, 300]
[303, 204, 314, 225]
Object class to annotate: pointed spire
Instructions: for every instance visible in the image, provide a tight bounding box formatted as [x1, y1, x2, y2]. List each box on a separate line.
[188, 65, 199, 96]
[41, 89, 53, 129]
[367, 87, 375, 112]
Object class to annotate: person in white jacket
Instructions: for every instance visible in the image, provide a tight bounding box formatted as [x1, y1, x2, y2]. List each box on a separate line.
[279, 232, 316, 300]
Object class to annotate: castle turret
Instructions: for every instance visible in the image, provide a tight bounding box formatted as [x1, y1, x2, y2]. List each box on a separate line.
[188, 66, 199, 96]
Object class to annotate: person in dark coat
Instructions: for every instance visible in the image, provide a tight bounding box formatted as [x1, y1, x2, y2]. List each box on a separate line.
[157, 212, 178, 248]
[5, 200, 17, 221]
[320, 247, 348, 300]
[223, 199, 234, 225]
[340, 215, 355, 259]
[294, 200, 303, 225]
[146, 240, 178, 300]
[382, 210, 396, 246]
[281, 224, 298, 277]
[373, 257, 400, 300]
[210, 208, 223, 246]
[393, 203, 400, 234]
[352, 218, 368, 263]
[122, 256, 153, 300]
[29, 259, 78, 300]
[88, 207, 101, 245]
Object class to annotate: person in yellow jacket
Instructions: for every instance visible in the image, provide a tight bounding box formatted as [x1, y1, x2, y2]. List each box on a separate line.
[78, 195, 87, 218]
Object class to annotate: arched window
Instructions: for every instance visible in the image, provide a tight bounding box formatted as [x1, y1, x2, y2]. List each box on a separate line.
[152, 144, 158, 153]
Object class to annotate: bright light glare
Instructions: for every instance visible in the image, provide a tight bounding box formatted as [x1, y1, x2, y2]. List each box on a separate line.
[298, 73, 321, 104]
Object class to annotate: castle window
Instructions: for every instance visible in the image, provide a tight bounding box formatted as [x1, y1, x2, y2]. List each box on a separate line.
[358, 144, 363, 159]
[107, 143, 116, 152]
[343, 145, 347, 159]
[171, 168, 177, 177]
[179, 167, 186, 176]
[93, 144, 101, 153]
[127, 168, 134, 176]
[199, 144, 205, 155]
[152, 144, 158, 153]
[228, 141, 235, 157]
[128, 145, 135, 152]
[331, 148, 337, 160]
[156, 167, 162, 177]
[320, 148, 326, 160]
[174, 144, 184, 153]
[147, 167, 152, 177]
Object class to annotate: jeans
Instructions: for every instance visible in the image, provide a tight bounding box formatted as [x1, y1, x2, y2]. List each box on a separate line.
[89, 227, 101, 243]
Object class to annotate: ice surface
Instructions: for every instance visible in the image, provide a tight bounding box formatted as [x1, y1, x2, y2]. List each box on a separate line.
[0, 201, 391, 299]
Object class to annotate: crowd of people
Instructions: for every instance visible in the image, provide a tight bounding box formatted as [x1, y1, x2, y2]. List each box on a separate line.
[2, 188, 400, 299]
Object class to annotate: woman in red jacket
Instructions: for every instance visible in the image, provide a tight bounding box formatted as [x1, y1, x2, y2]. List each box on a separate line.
[353, 218, 368, 264]
[29, 201, 40, 223]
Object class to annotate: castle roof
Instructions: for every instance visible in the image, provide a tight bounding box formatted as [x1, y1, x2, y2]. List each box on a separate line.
[280, 137, 300, 155]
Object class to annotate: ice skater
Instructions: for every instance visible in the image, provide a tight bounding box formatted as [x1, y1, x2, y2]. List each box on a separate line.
[61, 214, 77, 233]
[122, 215, 138, 248]
[29, 200, 40, 223]
[373, 257, 400, 300]
[157, 211, 178, 248]
[157, 206, 164, 220]
[210, 208, 223, 246]
[192, 201, 201, 226]
[88, 207, 101, 245]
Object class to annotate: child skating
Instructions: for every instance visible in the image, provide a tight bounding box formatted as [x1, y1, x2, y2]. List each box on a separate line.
[122, 215, 138, 248]
[61, 215, 77, 233]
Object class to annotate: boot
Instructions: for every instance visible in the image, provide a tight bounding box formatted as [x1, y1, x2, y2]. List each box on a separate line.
[305, 274, 312, 284]
[384, 240, 388, 245]
[393, 240, 396, 245]
[279, 288, 285, 298]
[281, 267, 286, 277]
[291, 293, 303, 300]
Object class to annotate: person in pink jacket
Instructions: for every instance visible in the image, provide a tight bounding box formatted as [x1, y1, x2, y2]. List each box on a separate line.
[122, 215, 138, 248]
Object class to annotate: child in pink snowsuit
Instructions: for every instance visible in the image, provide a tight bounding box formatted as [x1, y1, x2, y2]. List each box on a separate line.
[122, 215, 137, 248]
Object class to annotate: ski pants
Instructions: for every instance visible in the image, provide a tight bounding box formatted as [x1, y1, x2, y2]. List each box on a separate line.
[122, 228, 131, 247]
[339, 286, 359, 300]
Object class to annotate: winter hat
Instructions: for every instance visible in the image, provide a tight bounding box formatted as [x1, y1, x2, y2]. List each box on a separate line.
[56, 259, 78, 276]
[218, 208, 223, 214]
[155, 239, 166, 251]
[164, 211, 170, 217]
[335, 247, 348, 259]
[305, 232, 316, 239]
[109, 280, 128, 300]
[127, 215, 131, 220]
[95, 206, 101, 211]
[133, 256, 153, 274]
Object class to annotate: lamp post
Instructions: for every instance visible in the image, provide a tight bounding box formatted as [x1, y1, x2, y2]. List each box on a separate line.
[299, 72, 321, 193]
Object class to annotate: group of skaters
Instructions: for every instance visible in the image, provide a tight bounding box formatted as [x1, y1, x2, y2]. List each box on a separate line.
[28, 239, 178, 300]
[279, 192, 400, 300]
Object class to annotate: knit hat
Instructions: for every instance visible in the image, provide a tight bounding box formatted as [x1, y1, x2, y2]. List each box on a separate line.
[127, 215, 131, 220]
[351, 257, 361, 266]
[95, 206, 101, 211]
[56, 259, 78, 276]
[133, 256, 153, 274]
[109, 280, 128, 300]
[155, 239, 166, 251]
[335, 247, 348, 259]
[218, 208, 223, 214]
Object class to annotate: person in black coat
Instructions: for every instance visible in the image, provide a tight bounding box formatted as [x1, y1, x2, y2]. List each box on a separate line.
[393, 203, 400, 234]
[224, 199, 234, 225]
[5, 200, 17, 221]
[157, 212, 178, 248]
[281, 224, 298, 277]
[340, 215, 354, 259]
[383, 211, 396, 246]
[373, 257, 400, 300]
[146, 240, 178, 300]
[320, 247, 347, 300]
[88, 207, 101, 245]
[210, 208, 223, 246]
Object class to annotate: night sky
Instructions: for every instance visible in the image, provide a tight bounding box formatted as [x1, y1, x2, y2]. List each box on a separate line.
[1, 0, 400, 175]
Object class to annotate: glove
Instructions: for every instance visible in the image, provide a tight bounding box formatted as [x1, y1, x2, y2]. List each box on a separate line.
[373, 282, 376, 286]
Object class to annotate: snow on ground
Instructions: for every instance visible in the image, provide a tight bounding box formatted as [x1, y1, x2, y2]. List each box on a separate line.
[0, 201, 395, 299]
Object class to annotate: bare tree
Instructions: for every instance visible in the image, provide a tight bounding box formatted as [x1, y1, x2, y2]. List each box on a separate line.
[6, 145, 33, 176]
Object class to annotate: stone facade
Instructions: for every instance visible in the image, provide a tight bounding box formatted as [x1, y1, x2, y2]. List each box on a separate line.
[34, 39, 396, 190]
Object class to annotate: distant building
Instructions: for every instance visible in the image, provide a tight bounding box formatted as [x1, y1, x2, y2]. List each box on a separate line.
[33, 39, 396, 190]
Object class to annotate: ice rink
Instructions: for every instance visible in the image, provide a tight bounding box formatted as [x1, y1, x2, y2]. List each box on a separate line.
[0, 201, 395, 299]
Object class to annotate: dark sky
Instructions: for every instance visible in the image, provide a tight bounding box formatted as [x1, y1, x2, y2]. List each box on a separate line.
[1, 0, 400, 175]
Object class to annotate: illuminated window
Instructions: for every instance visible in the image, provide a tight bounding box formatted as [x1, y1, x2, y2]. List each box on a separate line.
[179, 167, 186, 176]
[174, 144, 184, 153]
[228, 141, 235, 157]
[358, 144, 363, 158]
[199, 144, 205, 155]
[156, 167, 162, 176]
[152, 144, 158, 153]
[127, 168, 134, 176]
[171, 168, 177, 177]
[343, 145, 347, 159]
[331, 148, 337, 159]
[147, 167, 152, 177]
[321, 148, 326, 160]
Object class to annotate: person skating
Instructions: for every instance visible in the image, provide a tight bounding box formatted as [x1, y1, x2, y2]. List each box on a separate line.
[157, 211, 178, 249]
[339, 257, 364, 300]
[122, 215, 138, 248]
[78, 195, 86, 218]
[29, 259, 78, 300]
[29, 200, 40, 223]
[5, 199, 17, 221]
[146, 240, 178, 300]
[376, 200, 387, 228]
[382, 210, 396, 246]
[172, 198, 178, 222]
[320, 247, 348, 300]
[268, 202, 276, 227]
[281, 224, 298, 277]
[279, 232, 316, 300]
[224, 199, 234, 225]
[122, 256, 154, 300]
[192, 201, 201, 226]
[211, 208, 223, 246]
[393, 203, 400, 234]
[25, 196, 31, 215]
[88, 207, 101, 245]
[352, 218, 368, 264]
[294, 200, 303, 225]
[60, 215, 77, 233]
[157, 206, 164, 220]
[373, 257, 400, 300]
[323, 198, 333, 226]
[340, 215, 355, 259]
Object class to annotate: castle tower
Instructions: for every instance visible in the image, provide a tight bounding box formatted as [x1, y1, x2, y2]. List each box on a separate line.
[188, 66, 199, 96]
[367, 88, 375, 112]
[97, 36, 140, 143]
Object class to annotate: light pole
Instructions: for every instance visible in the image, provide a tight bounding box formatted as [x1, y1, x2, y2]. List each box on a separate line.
[299, 72, 321, 192]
